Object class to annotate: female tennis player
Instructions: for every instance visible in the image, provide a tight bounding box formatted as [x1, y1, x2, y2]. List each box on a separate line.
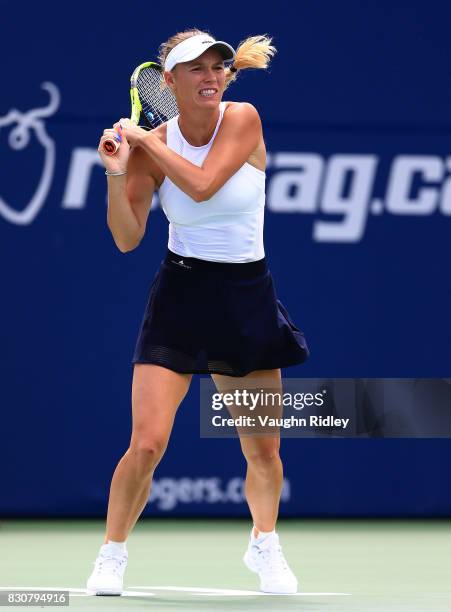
[87, 29, 309, 596]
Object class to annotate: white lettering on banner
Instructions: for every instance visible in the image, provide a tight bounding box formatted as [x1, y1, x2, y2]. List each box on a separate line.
[267, 153, 324, 212]
[386, 156, 443, 214]
[440, 163, 451, 214]
[147, 477, 291, 511]
[62, 148, 103, 209]
[62, 148, 160, 211]
[1, 85, 450, 241]
[267, 153, 451, 241]
[58, 150, 451, 243]
[314, 155, 378, 242]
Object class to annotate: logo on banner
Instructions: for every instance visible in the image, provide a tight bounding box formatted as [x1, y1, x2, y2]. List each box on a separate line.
[0, 82, 60, 225]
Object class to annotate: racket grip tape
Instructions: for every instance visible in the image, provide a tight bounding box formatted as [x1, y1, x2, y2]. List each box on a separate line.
[102, 128, 122, 156]
[103, 138, 120, 155]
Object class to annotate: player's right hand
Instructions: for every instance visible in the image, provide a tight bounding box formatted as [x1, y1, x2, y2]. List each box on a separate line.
[98, 124, 130, 174]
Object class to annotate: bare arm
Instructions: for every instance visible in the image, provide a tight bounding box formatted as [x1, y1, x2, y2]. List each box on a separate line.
[106, 148, 155, 252]
[121, 103, 261, 203]
[99, 125, 155, 253]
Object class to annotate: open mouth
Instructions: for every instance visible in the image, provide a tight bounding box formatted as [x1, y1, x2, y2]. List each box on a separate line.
[199, 88, 218, 97]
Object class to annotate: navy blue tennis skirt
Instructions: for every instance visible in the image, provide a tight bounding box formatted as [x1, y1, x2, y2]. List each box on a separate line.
[132, 249, 309, 377]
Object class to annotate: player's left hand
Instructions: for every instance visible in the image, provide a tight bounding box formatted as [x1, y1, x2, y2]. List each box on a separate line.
[114, 118, 148, 147]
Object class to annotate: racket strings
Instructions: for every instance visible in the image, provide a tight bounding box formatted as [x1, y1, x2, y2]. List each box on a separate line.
[137, 67, 179, 127]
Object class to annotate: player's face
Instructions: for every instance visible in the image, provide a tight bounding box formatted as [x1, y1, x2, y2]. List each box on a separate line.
[170, 48, 226, 108]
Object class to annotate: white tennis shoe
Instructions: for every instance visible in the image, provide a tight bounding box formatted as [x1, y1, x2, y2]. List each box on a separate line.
[86, 543, 128, 595]
[243, 530, 298, 594]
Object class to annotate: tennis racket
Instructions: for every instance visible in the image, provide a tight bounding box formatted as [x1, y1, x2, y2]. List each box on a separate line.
[102, 61, 179, 155]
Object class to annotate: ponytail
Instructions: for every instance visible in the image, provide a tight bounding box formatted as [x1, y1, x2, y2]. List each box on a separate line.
[225, 35, 277, 88]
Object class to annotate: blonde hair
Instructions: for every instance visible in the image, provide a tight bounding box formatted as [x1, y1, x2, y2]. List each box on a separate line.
[158, 29, 276, 90]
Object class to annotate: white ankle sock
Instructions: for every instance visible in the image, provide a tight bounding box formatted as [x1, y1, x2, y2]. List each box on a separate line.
[105, 540, 127, 554]
[252, 528, 275, 542]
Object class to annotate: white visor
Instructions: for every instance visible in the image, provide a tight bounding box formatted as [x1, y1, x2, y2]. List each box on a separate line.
[164, 33, 235, 72]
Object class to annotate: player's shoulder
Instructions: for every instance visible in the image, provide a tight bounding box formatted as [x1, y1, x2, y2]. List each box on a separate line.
[224, 101, 261, 119]
[223, 101, 262, 133]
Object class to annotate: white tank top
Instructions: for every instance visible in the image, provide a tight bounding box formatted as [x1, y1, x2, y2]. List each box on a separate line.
[158, 101, 266, 263]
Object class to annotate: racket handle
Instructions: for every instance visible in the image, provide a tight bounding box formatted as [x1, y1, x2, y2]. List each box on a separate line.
[102, 136, 120, 156]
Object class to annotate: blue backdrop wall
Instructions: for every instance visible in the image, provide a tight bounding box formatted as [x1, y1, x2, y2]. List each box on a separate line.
[1, 0, 451, 517]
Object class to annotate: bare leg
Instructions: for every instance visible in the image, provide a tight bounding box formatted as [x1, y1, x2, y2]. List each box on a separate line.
[104, 364, 192, 543]
[211, 369, 283, 535]
[242, 435, 283, 535]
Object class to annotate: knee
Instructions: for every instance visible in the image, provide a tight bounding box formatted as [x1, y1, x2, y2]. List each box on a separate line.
[129, 438, 167, 473]
[244, 447, 281, 472]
